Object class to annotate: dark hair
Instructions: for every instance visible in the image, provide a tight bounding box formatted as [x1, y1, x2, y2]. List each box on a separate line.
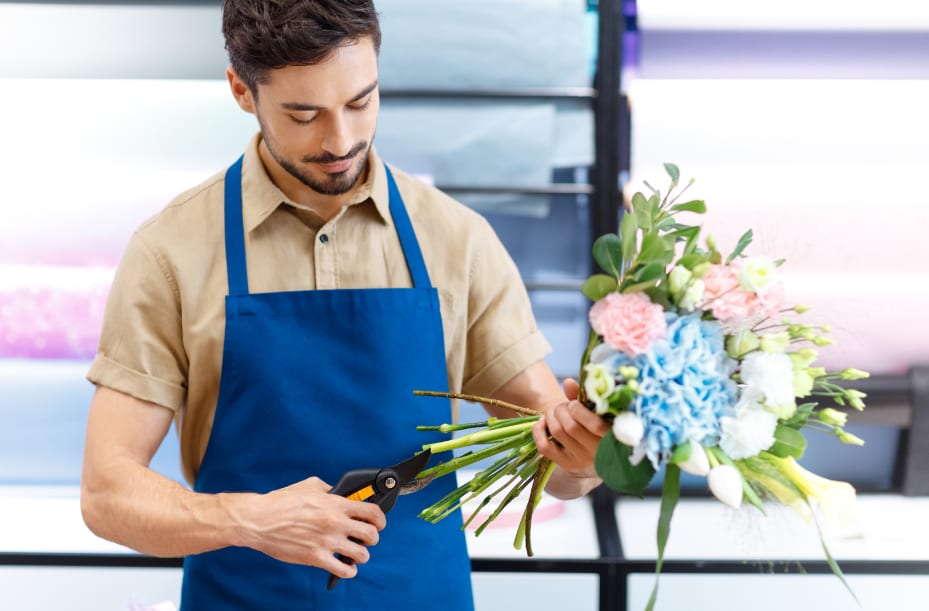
[222, 0, 381, 92]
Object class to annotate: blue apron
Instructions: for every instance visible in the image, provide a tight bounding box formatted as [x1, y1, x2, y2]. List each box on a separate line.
[180, 157, 474, 610]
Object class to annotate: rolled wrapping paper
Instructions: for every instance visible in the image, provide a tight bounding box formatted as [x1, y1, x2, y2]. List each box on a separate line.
[0, 264, 113, 359]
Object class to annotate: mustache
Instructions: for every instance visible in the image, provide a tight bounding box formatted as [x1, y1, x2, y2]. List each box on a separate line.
[302, 141, 368, 164]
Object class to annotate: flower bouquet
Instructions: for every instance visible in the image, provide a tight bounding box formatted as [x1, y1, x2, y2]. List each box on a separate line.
[414, 164, 869, 610]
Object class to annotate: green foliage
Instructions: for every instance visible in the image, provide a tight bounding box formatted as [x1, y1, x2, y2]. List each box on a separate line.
[768, 423, 808, 459]
[592, 233, 624, 277]
[582, 274, 618, 301]
[595, 434, 656, 497]
[584, 163, 716, 309]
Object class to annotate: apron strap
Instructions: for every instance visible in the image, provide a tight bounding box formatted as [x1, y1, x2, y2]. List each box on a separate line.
[223, 155, 249, 296]
[223, 157, 432, 295]
[384, 164, 432, 289]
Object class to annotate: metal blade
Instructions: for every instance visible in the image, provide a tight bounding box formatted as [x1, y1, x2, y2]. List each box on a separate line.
[399, 473, 436, 495]
[387, 448, 432, 488]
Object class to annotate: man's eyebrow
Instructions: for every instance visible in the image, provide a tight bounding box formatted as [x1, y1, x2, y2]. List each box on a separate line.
[281, 80, 378, 112]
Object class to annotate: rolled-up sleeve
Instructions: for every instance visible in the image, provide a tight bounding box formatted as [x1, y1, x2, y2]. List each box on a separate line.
[86, 231, 188, 412]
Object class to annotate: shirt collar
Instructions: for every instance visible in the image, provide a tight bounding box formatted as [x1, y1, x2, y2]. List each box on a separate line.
[240, 134, 391, 233]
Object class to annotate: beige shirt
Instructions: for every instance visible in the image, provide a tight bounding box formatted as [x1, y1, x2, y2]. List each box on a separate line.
[88, 135, 550, 484]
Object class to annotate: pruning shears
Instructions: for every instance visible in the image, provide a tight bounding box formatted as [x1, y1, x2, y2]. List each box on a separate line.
[326, 448, 434, 589]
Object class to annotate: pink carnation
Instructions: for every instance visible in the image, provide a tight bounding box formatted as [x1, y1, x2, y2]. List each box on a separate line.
[588, 292, 667, 356]
[701, 264, 783, 322]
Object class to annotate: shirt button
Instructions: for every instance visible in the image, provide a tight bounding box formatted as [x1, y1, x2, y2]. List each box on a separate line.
[319, 233, 329, 244]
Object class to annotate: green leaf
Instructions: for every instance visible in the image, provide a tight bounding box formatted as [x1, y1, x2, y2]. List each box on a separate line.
[620, 212, 637, 264]
[592, 233, 624, 277]
[632, 262, 667, 283]
[812, 505, 860, 606]
[645, 464, 680, 611]
[670, 200, 706, 214]
[638, 233, 673, 266]
[621, 278, 661, 294]
[633, 193, 652, 231]
[725, 229, 754, 264]
[581, 274, 618, 301]
[663, 162, 680, 187]
[594, 434, 656, 497]
[768, 423, 807, 459]
[676, 253, 707, 270]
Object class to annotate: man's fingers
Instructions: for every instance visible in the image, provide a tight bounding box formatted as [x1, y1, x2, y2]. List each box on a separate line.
[563, 378, 580, 401]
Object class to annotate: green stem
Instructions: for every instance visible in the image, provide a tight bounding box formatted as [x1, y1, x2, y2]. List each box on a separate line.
[473, 460, 540, 537]
[516, 458, 557, 555]
[417, 431, 533, 479]
[423, 421, 536, 454]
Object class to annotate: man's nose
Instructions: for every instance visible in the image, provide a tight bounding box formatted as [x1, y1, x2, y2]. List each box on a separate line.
[321, 112, 353, 158]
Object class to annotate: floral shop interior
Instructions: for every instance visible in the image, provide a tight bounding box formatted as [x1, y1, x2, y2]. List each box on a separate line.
[1, 1, 928, 610]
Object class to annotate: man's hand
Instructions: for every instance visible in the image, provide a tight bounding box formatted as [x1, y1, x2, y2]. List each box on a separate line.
[81, 386, 385, 576]
[241, 477, 386, 579]
[531, 378, 609, 477]
[486, 364, 608, 498]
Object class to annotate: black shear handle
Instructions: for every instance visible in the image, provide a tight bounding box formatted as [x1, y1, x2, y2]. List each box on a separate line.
[326, 468, 399, 590]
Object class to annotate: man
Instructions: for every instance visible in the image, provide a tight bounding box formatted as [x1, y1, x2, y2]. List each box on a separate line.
[80, 1, 607, 608]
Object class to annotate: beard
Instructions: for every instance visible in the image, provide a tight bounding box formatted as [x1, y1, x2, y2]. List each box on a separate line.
[259, 119, 372, 196]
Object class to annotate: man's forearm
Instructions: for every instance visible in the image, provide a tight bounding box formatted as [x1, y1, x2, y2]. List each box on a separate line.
[81, 458, 255, 557]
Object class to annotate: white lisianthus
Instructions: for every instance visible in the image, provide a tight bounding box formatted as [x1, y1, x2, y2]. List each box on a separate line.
[583, 363, 616, 414]
[677, 440, 711, 476]
[668, 265, 693, 296]
[738, 256, 777, 294]
[678, 279, 705, 311]
[726, 328, 760, 359]
[719, 392, 778, 460]
[708, 464, 744, 509]
[612, 411, 645, 447]
[740, 351, 796, 418]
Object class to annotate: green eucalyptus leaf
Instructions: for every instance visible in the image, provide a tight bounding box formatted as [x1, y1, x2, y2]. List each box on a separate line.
[663, 162, 680, 187]
[768, 423, 807, 459]
[582, 274, 618, 301]
[620, 212, 637, 263]
[725, 229, 754, 264]
[634, 194, 653, 231]
[639, 233, 674, 266]
[595, 434, 656, 497]
[676, 253, 707, 270]
[670, 200, 706, 214]
[593, 233, 624, 277]
[621, 278, 661, 294]
[633, 262, 667, 282]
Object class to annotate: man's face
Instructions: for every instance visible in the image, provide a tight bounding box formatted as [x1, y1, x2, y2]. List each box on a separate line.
[244, 37, 380, 197]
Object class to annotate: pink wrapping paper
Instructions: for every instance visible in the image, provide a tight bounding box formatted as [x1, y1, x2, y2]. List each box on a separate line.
[0, 265, 112, 360]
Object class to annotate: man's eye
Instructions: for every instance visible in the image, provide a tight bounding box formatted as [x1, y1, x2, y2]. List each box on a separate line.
[350, 99, 371, 111]
[290, 115, 315, 125]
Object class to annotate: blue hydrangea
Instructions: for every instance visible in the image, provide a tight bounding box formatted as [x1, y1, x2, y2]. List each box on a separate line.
[610, 311, 739, 469]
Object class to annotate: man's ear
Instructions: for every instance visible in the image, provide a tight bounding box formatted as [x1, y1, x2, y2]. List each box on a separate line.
[227, 65, 256, 114]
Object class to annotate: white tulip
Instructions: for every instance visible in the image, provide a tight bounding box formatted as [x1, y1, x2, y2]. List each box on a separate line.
[708, 464, 743, 509]
[612, 412, 645, 447]
[677, 440, 711, 476]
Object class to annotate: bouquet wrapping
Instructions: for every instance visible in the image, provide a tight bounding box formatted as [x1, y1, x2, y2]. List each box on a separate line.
[414, 165, 868, 610]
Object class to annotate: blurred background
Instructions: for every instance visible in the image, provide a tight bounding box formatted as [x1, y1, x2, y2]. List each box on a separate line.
[0, 1, 927, 610]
